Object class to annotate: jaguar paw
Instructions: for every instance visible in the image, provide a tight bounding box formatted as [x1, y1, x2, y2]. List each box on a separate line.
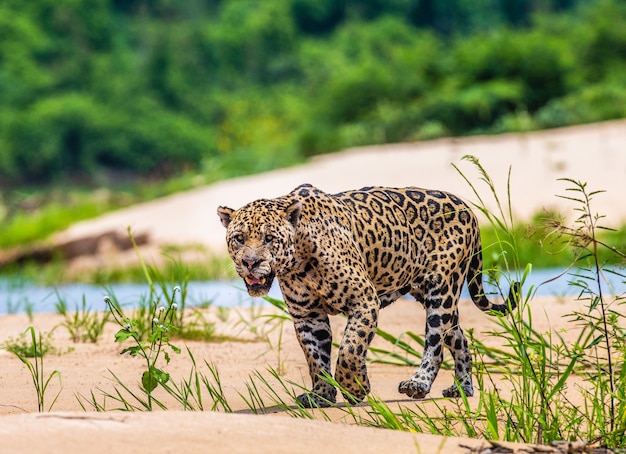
[398, 380, 429, 399]
[296, 392, 336, 408]
[442, 383, 474, 398]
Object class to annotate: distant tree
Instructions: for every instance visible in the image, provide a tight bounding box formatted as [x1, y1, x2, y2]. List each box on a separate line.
[291, 0, 346, 34]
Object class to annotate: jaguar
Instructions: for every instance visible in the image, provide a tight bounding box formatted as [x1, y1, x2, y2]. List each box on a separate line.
[217, 184, 518, 408]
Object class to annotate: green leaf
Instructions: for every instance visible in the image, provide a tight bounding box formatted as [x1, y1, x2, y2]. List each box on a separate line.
[120, 346, 141, 356]
[154, 367, 170, 384]
[262, 296, 289, 314]
[142, 367, 170, 393]
[114, 329, 134, 343]
[546, 353, 579, 401]
[142, 369, 158, 393]
[584, 335, 605, 350]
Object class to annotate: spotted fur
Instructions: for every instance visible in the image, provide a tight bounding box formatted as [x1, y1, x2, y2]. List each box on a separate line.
[218, 184, 518, 408]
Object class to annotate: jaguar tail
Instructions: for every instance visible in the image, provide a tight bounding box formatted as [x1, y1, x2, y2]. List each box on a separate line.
[466, 241, 519, 315]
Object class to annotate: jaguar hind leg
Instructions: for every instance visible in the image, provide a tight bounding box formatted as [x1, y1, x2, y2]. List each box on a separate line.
[441, 315, 474, 397]
[398, 300, 447, 399]
[398, 285, 474, 400]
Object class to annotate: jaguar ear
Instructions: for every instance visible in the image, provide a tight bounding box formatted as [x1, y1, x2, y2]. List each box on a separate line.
[285, 200, 302, 228]
[217, 206, 235, 228]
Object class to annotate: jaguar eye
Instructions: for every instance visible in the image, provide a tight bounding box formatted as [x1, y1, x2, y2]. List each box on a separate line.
[233, 234, 244, 244]
[264, 234, 274, 244]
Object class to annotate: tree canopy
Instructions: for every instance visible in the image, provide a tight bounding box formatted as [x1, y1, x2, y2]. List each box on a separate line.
[1, 0, 625, 185]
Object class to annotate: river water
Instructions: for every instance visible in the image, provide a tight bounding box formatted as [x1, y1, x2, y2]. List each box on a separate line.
[0, 268, 624, 315]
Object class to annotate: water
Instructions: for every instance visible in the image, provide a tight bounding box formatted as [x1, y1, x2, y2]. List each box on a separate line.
[1, 268, 624, 315]
[0, 279, 284, 315]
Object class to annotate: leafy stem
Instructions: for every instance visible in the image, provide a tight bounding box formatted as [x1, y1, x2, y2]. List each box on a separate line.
[104, 285, 182, 410]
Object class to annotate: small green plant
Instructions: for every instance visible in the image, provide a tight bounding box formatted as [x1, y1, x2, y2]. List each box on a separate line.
[4, 298, 20, 315]
[3, 329, 58, 357]
[216, 306, 230, 323]
[6, 326, 62, 412]
[103, 286, 182, 411]
[55, 293, 110, 343]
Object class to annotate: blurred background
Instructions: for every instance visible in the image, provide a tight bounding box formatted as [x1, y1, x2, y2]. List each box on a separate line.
[0, 0, 625, 266]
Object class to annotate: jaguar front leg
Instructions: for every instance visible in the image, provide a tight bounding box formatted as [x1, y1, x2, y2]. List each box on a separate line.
[291, 314, 337, 408]
[334, 301, 379, 404]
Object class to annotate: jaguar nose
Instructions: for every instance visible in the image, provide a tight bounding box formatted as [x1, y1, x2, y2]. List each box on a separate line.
[244, 258, 260, 270]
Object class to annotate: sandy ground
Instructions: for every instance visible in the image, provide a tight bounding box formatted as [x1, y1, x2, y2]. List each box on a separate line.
[2, 120, 626, 453]
[0, 295, 600, 453]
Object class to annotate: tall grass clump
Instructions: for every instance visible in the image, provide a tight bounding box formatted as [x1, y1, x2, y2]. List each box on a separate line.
[455, 156, 572, 444]
[5, 326, 62, 412]
[463, 158, 626, 447]
[55, 293, 110, 343]
[548, 179, 626, 447]
[469, 175, 626, 446]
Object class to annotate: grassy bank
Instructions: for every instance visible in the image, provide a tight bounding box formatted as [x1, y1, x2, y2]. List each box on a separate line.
[0, 170, 229, 250]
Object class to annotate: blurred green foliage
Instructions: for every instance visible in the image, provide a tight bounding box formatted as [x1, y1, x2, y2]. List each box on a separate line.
[0, 0, 625, 188]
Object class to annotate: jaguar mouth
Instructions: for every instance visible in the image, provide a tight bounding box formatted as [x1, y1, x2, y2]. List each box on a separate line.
[243, 273, 274, 296]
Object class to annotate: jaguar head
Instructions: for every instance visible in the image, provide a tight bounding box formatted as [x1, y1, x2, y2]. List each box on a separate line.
[217, 198, 301, 297]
